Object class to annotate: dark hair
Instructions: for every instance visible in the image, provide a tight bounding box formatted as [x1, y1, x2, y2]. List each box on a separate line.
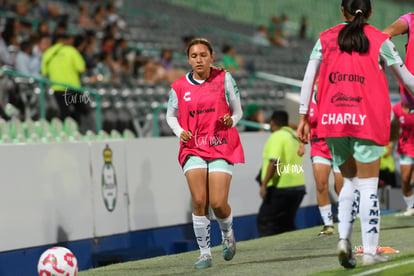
[52, 33, 68, 44]
[222, 44, 232, 54]
[74, 34, 85, 48]
[20, 39, 33, 53]
[186, 38, 213, 57]
[270, 110, 288, 127]
[2, 17, 17, 45]
[338, 0, 371, 54]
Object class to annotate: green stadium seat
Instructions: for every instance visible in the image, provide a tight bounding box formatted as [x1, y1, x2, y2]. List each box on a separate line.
[123, 129, 136, 139]
[23, 119, 36, 139]
[54, 132, 64, 142]
[96, 130, 109, 141]
[0, 118, 9, 139]
[41, 132, 54, 143]
[26, 132, 40, 144]
[64, 117, 79, 136]
[1, 134, 11, 144]
[68, 131, 82, 142]
[110, 129, 122, 139]
[34, 119, 50, 139]
[83, 130, 96, 141]
[12, 133, 26, 144]
[9, 119, 24, 140]
[50, 117, 64, 137]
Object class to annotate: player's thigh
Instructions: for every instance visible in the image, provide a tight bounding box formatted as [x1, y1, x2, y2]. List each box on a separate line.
[184, 155, 208, 203]
[208, 159, 233, 206]
[400, 160, 414, 184]
[312, 157, 332, 191]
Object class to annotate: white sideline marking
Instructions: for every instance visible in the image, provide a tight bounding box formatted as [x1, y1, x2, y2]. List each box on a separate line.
[353, 259, 414, 276]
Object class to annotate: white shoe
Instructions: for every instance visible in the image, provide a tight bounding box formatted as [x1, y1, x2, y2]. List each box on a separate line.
[193, 254, 212, 269]
[222, 233, 236, 261]
[403, 208, 414, 216]
[337, 239, 356, 269]
[362, 253, 390, 266]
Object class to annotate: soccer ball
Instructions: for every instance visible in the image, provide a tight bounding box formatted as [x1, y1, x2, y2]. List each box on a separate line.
[37, 246, 78, 276]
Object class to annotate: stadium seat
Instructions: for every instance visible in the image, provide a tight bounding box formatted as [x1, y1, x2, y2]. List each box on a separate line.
[12, 133, 26, 144]
[50, 117, 64, 138]
[110, 129, 122, 139]
[123, 129, 136, 139]
[40, 132, 54, 143]
[83, 130, 96, 141]
[23, 119, 36, 139]
[26, 132, 40, 144]
[0, 118, 9, 138]
[68, 131, 82, 142]
[9, 119, 25, 140]
[96, 130, 109, 141]
[64, 117, 79, 136]
[53, 132, 65, 143]
[34, 119, 51, 140]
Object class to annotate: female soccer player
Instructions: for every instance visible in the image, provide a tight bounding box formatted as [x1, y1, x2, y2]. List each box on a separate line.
[308, 91, 343, 236]
[384, 14, 414, 216]
[166, 38, 244, 269]
[391, 101, 414, 215]
[297, 0, 414, 268]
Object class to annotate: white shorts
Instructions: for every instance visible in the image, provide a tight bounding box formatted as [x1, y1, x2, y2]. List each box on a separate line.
[183, 155, 234, 175]
[311, 156, 340, 173]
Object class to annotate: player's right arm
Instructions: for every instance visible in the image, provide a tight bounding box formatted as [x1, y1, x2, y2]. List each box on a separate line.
[298, 39, 321, 143]
[166, 88, 192, 142]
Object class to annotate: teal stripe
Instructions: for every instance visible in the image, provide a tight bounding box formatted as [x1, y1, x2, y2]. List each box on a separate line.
[310, 39, 322, 60]
[381, 40, 398, 66]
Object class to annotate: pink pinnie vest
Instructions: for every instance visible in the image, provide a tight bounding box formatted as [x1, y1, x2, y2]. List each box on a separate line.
[392, 102, 414, 158]
[317, 24, 391, 145]
[400, 13, 414, 109]
[171, 69, 245, 166]
[309, 92, 332, 159]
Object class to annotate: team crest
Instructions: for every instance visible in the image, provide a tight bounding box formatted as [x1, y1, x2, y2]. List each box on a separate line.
[102, 144, 117, 212]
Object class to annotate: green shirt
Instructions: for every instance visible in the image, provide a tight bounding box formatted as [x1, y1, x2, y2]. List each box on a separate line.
[41, 43, 85, 91]
[261, 126, 305, 188]
[222, 54, 240, 71]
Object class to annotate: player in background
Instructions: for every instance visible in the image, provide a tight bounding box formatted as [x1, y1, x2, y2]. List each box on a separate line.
[298, 91, 343, 236]
[166, 38, 244, 269]
[391, 101, 414, 215]
[297, 0, 414, 268]
[384, 14, 414, 216]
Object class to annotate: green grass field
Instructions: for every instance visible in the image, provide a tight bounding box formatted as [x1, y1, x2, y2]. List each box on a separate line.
[78, 213, 414, 275]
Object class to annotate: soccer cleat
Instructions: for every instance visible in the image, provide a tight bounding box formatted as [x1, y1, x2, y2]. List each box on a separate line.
[222, 233, 236, 261]
[362, 253, 391, 266]
[193, 254, 212, 269]
[403, 208, 414, 216]
[318, 225, 335, 236]
[337, 239, 356, 269]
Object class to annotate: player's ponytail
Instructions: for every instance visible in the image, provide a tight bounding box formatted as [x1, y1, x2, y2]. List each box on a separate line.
[337, 0, 371, 54]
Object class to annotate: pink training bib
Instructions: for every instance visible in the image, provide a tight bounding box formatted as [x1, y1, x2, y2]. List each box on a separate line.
[317, 24, 391, 145]
[171, 69, 245, 166]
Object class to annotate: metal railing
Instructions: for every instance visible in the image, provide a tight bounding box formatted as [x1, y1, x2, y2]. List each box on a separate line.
[254, 71, 302, 92]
